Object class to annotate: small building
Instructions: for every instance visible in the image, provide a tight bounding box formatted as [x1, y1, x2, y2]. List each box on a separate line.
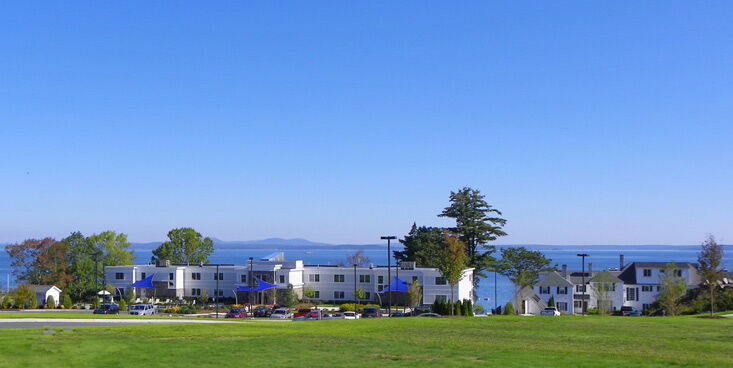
[33, 285, 61, 307]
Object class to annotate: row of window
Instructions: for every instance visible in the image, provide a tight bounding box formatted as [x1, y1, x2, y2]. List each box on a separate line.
[539, 286, 569, 295]
[190, 288, 224, 297]
[306, 274, 431, 284]
[305, 291, 373, 300]
[643, 268, 683, 277]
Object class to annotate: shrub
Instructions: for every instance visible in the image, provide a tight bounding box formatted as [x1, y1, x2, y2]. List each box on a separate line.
[464, 300, 474, 316]
[1, 295, 11, 309]
[12, 284, 33, 309]
[504, 302, 514, 315]
[29, 294, 37, 309]
[46, 295, 55, 309]
[119, 299, 127, 312]
[548, 296, 555, 308]
[92, 297, 101, 309]
[454, 301, 462, 316]
[63, 294, 72, 309]
[162, 306, 181, 313]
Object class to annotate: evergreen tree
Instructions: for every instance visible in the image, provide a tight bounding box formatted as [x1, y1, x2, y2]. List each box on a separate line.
[393, 224, 447, 267]
[698, 235, 725, 316]
[437, 232, 468, 316]
[152, 227, 214, 265]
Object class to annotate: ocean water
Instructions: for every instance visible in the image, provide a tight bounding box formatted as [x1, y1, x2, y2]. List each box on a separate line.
[1, 244, 730, 310]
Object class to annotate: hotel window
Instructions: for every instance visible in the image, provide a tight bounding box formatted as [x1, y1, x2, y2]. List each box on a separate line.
[191, 272, 201, 280]
[140, 272, 146, 280]
[309, 274, 320, 282]
[115, 273, 124, 280]
[643, 269, 652, 277]
[169, 273, 174, 281]
[279, 275, 285, 284]
[627, 287, 638, 301]
[557, 302, 568, 311]
[334, 291, 345, 299]
[435, 277, 447, 285]
[213, 289, 223, 297]
[539, 286, 550, 294]
[675, 269, 682, 277]
[359, 275, 371, 283]
[656, 286, 661, 292]
[412, 276, 418, 283]
[377, 276, 384, 284]
[241, 274, 247, 283]
[557, 287, 568, 294]
[435, 295, 447, 302]
[364, 292, 370, 300]
[642, 303, 652, 311]
[334, 274, 345, 283]
[576, 285, 586, 293]
[214, 273, 224, 280]
[313, 291, 320, 298]
[642, 285, 653, 292]
[191, 288, 201, 296]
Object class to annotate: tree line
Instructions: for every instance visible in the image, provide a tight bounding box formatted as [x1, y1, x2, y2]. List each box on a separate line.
[4, 227, 215, 303]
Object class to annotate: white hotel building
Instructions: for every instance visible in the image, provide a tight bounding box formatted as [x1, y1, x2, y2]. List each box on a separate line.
[105, 253, 475, 306]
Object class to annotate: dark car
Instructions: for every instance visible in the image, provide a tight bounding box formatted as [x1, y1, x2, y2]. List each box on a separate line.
[362, 307, 382, 318]
[253, 306, 271, 317]
[620, 306, 641, 316]
[93, 304, 120, 315]
[225, 308, 247, 319]
[416, 313, 442, 318]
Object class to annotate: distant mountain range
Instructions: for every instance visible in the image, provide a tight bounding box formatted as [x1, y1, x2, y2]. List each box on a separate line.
[130, 237, 384, 249]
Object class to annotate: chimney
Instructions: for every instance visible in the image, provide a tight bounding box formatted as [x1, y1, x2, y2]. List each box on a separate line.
[619, 254, 625, 270]
[562, 264, 567, 278]
[588, 263, 593, 275]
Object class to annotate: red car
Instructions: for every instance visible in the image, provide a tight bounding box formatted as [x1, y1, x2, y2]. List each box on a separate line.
[293, 308, 313, 318]
[225, 308, 248, 318]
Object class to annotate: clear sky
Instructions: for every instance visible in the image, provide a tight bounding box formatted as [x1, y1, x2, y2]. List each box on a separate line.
[1, 2, 731, 245]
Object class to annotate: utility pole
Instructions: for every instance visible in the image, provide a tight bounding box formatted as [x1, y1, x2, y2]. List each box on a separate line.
[215, 264, 219, 319]
[248, 257, 254, 306]
[381, 236, 396, 317]
[577, 254, 589, 315]
[353, 264, 357, 312]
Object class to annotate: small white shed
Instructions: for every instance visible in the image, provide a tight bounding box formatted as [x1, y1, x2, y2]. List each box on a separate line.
[34, 285, 62, 307]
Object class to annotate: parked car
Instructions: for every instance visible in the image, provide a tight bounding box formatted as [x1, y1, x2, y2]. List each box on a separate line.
[620, 306, 641, 317]
[342, 311, 360, 320]
[361, 307, 381, 318]
[128, 304, 156, 316]
[294, 309, 335, 321]
[293, 308, 313, 318]
[540, 307, 561, 316]
[253, 306, 271, 317]
[416, 313, 442, 318]
[390, 312, 407, 317]
[93, 304, 120, 315]
[269, 308, 291, 319]
[225, 307, 247, 319]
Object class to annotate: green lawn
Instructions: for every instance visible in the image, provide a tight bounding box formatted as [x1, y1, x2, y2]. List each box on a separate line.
[0, 316, 731, 368]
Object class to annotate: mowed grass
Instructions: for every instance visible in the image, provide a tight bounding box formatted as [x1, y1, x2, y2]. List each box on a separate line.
[0, 316, 731, 368]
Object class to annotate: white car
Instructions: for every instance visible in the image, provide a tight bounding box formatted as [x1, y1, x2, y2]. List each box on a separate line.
[129, 304, 156, 316]
[540, 307, 561, 316]
[342, 311, 360, 320]
[269, 308, 292, 319]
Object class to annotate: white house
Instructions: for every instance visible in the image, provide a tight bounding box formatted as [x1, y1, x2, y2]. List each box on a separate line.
[514, 255, 702, 315]
[105, 253, 475, 306]
[33, 285, 61, 307]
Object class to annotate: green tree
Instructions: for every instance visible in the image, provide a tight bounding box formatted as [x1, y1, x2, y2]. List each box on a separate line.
[697, 235, 725, 316]
[592, 270, 615, 315]
[63, 232, 96, 301]
[29, 293, 37, 309]
[1, 295, 11, 309]
[152, 227, 214, 265]
[344, 251, 371, 267]
[12, 284, 33, 309]
[119, 299, 127, 312]
[303, 287, 316, 305]
[504, 302, 514, 315]
[282, 284, 298, 308]
[498, 246, 552, 312]
[92, 297, 100, 309]
[62, 294, 72, 309]
[407, 279, 422, 310]
[658, 263, 688, 316]
[123, 287, 135, 304]
[83, 231, 133, 298]
[439, 187, 507, 286]
[394, 224, 447, 267]
[437, 232, 468, 316]
[197, 289, 209, 306]
[547, 296, 555, 308]
[45, 295, 55, 309]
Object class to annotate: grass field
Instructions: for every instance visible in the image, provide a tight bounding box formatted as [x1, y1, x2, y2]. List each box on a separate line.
[0, 315, 731, 368]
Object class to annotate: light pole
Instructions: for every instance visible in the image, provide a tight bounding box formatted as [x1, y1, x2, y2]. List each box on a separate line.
[248, 257, 254, 306]
[381, 235, 396, 316]
[577, 254, 589, 315]
[353, 264, 357, 313]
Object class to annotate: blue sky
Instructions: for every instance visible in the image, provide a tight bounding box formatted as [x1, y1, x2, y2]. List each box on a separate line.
[1, 2, 731, 245]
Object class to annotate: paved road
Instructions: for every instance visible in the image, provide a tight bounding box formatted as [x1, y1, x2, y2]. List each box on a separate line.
[0, 318, 237, 329]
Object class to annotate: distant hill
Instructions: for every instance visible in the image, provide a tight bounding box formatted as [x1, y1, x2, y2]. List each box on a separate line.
[131, 238, 385, 249]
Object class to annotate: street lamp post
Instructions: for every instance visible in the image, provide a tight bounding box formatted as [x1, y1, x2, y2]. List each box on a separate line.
[248, 257, 254, 306]
[577, 254, 589, 315]
[381, 236, 396, 316]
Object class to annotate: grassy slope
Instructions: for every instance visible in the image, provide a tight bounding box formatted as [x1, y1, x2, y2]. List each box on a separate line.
[0, 316, 731, 368]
